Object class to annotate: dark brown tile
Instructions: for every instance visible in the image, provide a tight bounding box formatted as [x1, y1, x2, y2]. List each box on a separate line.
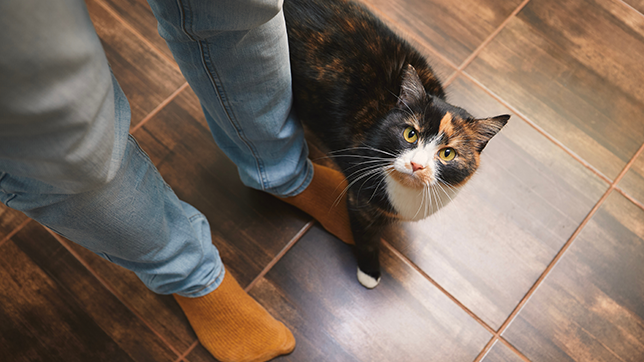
[95, 0, 173, 60]
[184, 344, 215, 362]
[466, 0, 644, 179]
[618, 149, 644, 207]
[482, 341, 525, 362]
[0, 222, 176, 362]
[243, 225, 491, 362]
[65, 241, 198, 352]
[353, 0, 457, 81]
[85, 0, 184, 127]
[384, 76, 608, 329]
[624, 0, 644, 15]
[360, 0, 523, 65]
[64, 86, 311, 352]
[503, 191, 644, 362]
[0, 203, 29, 241]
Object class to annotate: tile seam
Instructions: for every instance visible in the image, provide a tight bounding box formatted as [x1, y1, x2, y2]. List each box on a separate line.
[473, 141, 643, 361]
[381, 239, 497, 335]
[244, 220, 315, 293]
[615, 187, 644, 211]
[618, 0, 644, 17]
[444, 0, 532, 86]
[45, 227, 185, 360]
[131, 82, 189, 134]
[360, 2, 459, 70]
[461, 71, 613, 184]
[498, 337, 533, 362]
[93, 0, 180, 70]
[175, 340, 199, 362]
[0, 218, 32, 249]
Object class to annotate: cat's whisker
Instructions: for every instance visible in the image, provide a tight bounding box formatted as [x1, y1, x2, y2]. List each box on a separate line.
[358, 143, 399, 158]
[412, 183, 425, 220]
[368, 166, 393, 203]
[425, 185, 431, 219]
[436, 181, 455, 205]
[389, 90, 420, 125]
[326, 145, 398, 158]
[333, 165, 388, 207]
[330, 162, 388, 203]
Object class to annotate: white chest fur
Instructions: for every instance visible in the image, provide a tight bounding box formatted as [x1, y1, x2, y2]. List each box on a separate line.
[384, 175, 459, 221]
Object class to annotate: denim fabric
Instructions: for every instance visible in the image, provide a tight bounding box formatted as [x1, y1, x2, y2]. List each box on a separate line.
[0, 0, 309, 296]
[148, 0, 312, 196]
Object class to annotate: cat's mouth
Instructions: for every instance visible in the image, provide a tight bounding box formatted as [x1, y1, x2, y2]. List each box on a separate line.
[388, 168, 433, 189]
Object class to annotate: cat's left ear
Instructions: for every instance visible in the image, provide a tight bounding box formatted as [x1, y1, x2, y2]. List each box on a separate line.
[472, 115, 510, 152]
[397, 64, 426, 107]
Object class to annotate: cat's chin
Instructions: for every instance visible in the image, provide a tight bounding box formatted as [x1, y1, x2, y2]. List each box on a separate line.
[384, 173, 459, 222]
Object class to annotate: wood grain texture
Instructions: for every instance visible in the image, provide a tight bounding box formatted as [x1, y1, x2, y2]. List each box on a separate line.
[618, 150, 644, 207]
[63, 86, 311, 352]
[482, 341, 525, 362]
[466, 0, 644, 180]
[241, 225, 491, 362]
[503, 191, 644, 362]
[0, 223, 176, 362]
[383, 75, 608, 330]
[352, 0, 457, 80]
[624, 0, 644, 14]
[85, 0, 184, 127]
[94, 0, 174, 60]
[0, 204, 29, 242]
[359, 0, 523, 65]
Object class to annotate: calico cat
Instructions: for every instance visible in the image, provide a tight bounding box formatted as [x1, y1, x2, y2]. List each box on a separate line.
[284, 0, 509, 288]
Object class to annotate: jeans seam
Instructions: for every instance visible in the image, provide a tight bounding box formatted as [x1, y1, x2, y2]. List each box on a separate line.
[175, 0, 196, 41]
[128, 135, 173, 191]
[197, 40, 269, 190]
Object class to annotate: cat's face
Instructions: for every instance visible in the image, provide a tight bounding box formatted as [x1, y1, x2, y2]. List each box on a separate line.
[370, 65, 509, 221]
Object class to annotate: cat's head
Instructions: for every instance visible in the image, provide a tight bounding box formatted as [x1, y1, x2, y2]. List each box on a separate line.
[372, 65, 509, 221]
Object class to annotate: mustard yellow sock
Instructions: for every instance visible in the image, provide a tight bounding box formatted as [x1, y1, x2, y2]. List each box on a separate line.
[174, 271, 295, 362]
[280, 163, 354, 245]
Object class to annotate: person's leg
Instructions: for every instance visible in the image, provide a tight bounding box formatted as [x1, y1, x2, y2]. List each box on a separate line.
[0, 0, 221, 299]
[1, 1, 293, 361]
[148, 0, 354, 245]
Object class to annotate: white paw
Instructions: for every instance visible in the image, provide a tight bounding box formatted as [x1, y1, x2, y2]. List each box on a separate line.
[357, 267, 380, 289]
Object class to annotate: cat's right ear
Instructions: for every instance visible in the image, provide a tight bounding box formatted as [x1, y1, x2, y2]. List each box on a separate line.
[397, 64, 426, 107]
[472, 114, 510, 152]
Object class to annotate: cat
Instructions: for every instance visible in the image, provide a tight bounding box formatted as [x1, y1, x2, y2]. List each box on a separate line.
[284, 0, 509, 288]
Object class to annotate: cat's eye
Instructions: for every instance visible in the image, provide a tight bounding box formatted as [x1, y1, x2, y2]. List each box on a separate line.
[403, 127, 418, 144]
[438, 148, 456, 161]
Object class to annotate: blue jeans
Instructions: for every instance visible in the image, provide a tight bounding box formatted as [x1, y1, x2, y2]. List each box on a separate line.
[0, 0, 311, 297]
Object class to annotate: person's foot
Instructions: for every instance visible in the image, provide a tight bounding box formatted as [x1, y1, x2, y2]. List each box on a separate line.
[174, 271, 295, 362]
[280, 163, 354, 245]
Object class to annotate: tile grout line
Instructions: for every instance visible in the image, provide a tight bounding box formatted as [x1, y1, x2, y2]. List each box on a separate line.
[131, 82, 189, 134]
[244, 220, 316, 293]
[444, 0, 531, 87]
[174, 340, 199, 362]
[615, 186, 644, 211]
[361, 2, 459, 71]
[472, 141, 644, 362]
[498, 337, 533, 362]
[618, 0, 644, 18]
[94, 0, 180, 70]
[44, 228, 185, 360]
[381, 239, 496, 335]
[0, 218, 32, 249]
[461, 71, 613, 184]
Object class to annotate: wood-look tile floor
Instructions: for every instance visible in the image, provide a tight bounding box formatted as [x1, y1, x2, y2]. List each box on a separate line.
[1, 0, 643, 361]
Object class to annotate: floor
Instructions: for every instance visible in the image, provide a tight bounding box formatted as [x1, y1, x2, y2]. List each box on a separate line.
[1, 0, 643, 361]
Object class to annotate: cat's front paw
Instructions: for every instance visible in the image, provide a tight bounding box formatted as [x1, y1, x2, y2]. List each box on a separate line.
[357, 267, 381, 289]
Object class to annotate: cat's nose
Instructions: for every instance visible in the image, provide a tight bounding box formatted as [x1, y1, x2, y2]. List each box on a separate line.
[410, 162, 424, 172]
